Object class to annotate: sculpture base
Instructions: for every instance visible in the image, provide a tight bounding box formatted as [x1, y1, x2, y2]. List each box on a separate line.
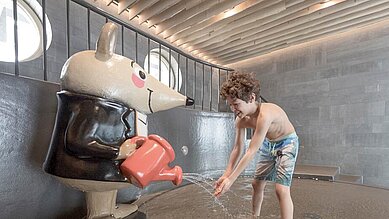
[86, 190, 137, 219]
[55, 177, 137, 218]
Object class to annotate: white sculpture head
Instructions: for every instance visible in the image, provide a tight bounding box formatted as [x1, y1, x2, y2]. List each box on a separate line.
[60, 22, 193, 114]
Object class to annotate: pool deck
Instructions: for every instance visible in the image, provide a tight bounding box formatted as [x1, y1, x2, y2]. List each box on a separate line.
[131, 177, 389, 219]
[127, 165, 384, 219]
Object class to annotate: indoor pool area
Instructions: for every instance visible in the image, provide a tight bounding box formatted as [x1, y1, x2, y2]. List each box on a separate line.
[2, 1, 389, 219]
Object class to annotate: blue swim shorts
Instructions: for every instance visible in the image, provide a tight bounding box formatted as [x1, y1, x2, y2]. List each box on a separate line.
[254, 132, 299, 187]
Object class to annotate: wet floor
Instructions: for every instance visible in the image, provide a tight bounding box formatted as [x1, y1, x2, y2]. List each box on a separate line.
[133, 177, 389, 219]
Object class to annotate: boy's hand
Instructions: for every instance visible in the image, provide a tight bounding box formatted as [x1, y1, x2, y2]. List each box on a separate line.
[214, 177, 233, 198]
[214, 175, 227, 189]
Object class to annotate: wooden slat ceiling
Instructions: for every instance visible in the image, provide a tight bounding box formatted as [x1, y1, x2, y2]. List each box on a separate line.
[104, 0, 389, 66]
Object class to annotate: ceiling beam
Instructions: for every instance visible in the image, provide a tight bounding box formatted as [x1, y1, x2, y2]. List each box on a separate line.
[105, 0, 115, 6]
[137, 0, 181, 24]
[147, 0, 198, 27]
[155, 0, 221, 35]
[163, 0, 248, 39]
[285, 0, 307, 8]
[117, 0, 137, 14]
[128, 0, 160, 20]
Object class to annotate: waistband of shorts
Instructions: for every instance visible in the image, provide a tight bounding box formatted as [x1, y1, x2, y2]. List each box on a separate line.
[266, 132, 297, 143]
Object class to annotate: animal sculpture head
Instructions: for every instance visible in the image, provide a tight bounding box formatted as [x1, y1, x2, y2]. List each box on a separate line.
[60, 22, 193, 113]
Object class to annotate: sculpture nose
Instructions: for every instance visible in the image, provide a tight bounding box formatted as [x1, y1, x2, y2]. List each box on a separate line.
[186, 97, 194, 106]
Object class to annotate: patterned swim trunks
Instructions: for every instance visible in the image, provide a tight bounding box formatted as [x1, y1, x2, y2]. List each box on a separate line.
[254, 132, 299, 186]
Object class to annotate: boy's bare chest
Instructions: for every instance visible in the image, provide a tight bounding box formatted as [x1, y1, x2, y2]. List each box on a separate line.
[243, 116, 280, 135]
[242, 116, 258, 129]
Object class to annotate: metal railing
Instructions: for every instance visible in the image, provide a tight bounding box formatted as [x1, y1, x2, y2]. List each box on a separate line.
[8, 0, 267, 111]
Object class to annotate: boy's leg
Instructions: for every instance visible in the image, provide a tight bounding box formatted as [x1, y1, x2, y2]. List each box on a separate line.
[275, 183, 293, 219]
[273, 136, 298, 219]
[251, 179, 267, 217]
[253, 139, 274, 217]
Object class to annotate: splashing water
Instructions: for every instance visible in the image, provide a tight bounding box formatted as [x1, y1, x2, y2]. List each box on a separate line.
[183, 173, 253, 217]
[184, 173, 251, 203]
[183, 173, 215, 188]
[183, 174, 233, 217]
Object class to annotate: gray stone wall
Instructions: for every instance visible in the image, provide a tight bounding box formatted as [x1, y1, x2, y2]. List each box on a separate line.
[230, 19, 389, 188]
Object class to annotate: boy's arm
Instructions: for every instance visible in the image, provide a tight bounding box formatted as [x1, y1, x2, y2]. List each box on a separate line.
[215, 115, 271, 197]
[222, 120, 245, 177]
[215, 120, 245, 188]
[229, 116, 270, 180]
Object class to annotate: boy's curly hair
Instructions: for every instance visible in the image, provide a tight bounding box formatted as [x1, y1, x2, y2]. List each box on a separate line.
[220, 72, 260, 102]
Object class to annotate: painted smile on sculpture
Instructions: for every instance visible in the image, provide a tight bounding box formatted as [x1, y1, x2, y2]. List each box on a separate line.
[147, 88, 154, 113]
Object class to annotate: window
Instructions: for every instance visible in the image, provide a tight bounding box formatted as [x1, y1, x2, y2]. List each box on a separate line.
[0, 0, 52, 62]
[144, 48, 182, 91]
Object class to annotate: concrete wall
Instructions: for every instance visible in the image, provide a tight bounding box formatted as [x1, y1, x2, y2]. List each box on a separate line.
[230, 19, 389, 188]
[0, 73, 85, 218]
[147, 107, 263, 176]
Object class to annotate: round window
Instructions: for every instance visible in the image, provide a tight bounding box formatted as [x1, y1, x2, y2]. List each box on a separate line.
[144, 48, 182, 91]
[0, 0, 52, 62]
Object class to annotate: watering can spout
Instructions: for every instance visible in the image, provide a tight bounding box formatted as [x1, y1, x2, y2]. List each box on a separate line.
[157, 166, 183, 186]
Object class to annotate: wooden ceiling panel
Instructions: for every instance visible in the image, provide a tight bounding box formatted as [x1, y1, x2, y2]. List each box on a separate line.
[210, 0, 378, 58]
[137, 0, 181, 24]
[154, 0, 220, 35]
[109, 0, 389, 65]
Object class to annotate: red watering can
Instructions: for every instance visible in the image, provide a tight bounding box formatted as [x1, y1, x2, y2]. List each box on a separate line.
[120, 135, 183, 188]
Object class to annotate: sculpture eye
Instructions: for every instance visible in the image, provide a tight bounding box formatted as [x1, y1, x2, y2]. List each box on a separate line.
[130, 62, 147, 88]
[139, 70, 146, 80]
[132, 69, 146, 88]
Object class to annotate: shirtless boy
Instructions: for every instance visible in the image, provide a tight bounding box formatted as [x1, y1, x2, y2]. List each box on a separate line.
[214, 72, 299, 219]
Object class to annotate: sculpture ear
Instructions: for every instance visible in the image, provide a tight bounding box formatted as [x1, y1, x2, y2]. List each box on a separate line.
[95, 22, 118, 61]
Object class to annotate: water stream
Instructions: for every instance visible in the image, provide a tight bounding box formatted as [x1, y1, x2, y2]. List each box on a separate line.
[183, 173, 253, 217]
